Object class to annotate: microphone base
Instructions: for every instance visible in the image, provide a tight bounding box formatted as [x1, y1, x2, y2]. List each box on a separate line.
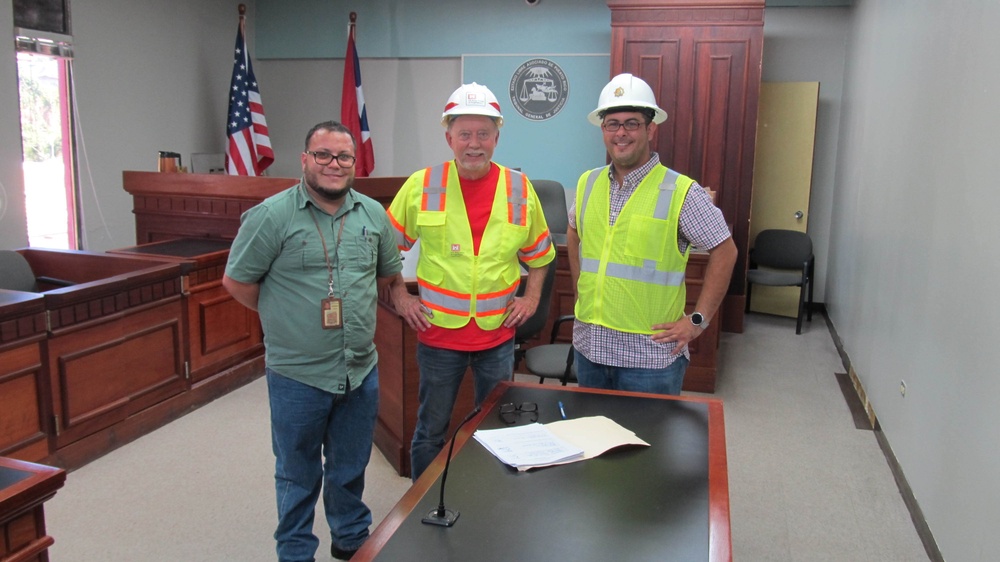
[421, 508, 460, 527]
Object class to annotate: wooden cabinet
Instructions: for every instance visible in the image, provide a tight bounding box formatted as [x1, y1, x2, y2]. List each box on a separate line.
[108, 238, 264, 384]
[19, 250, 188, 465]
[607, 0, 765, 332]
[0, 293, 50, 462]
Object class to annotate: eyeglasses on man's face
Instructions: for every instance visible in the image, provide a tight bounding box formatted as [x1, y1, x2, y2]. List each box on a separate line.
[305, 150, 356, 167]
[601, 119, 646, 132]
[499, 402, 538, 425]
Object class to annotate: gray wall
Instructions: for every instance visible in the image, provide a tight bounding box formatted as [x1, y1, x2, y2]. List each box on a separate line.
[829, 1, 1000, 559]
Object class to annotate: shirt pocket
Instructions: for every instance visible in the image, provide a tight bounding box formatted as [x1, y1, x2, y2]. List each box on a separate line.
[342, 235, 376, 274]
[624, 216, 670, 261]
[294, 236, 330, 272]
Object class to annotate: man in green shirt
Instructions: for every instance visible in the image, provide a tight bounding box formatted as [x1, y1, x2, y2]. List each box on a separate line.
[223, 121, 405, 562]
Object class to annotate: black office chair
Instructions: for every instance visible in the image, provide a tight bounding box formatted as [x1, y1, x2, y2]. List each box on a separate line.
[0, 250, 38, 292]
[745, 229, 815, 334]
[513, 259, 557, 370]
[532, 179, 569, 245]
[524, 315, 577, 385]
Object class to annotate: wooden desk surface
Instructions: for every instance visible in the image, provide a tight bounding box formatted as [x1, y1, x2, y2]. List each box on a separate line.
[356, 382, 731, 561]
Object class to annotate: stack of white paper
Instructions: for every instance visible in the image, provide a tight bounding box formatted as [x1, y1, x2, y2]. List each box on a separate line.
[473, 423, 584, 469]
[474, 415, 650, 471]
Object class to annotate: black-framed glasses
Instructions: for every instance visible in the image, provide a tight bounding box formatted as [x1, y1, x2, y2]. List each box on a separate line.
[601, 119, 645, 132]
[499, 402, 538, 425]
[305, 150, 356, 167]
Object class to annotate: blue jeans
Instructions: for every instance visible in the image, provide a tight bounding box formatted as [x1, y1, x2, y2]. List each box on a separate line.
[267, 367, 379, 562]
[574, 350, 689, 396]
[410, 339, 514, 480]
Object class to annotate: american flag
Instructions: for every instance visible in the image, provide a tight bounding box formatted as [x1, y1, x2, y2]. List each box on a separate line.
[226, 17, 273, 176]
[341, 20, 374, 177]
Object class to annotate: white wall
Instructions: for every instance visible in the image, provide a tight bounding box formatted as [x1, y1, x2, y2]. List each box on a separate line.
[63, 0, 237, 251]
[830, 1, 1000, 559]
[254, 58, 459, 180]
[761, 7, 850, 303]
[0, 0, 28, 249]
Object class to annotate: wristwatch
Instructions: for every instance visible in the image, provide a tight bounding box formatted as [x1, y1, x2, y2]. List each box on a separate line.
[689, 312, 709, 329]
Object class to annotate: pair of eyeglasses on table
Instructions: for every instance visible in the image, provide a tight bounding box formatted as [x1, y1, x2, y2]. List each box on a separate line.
[498, 402, 538, 425]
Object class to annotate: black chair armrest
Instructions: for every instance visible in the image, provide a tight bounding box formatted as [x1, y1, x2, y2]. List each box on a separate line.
[548, 314, 576, 343]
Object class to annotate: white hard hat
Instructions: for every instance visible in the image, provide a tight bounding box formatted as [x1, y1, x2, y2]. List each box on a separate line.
[441, 82, 504, 128]
[587, 73, 667, 126]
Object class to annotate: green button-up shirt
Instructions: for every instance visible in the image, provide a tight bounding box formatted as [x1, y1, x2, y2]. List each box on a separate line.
[225, 182, 403, 393]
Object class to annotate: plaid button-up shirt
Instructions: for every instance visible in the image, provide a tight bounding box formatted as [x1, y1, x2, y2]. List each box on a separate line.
[567, 153, 730, 368]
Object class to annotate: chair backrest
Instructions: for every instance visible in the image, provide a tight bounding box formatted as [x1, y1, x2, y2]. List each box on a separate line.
[515, 259, 557, 344]
[532, 180, 569, 236]
[751, 229, 813, 270]
[0, 250, 38, 292]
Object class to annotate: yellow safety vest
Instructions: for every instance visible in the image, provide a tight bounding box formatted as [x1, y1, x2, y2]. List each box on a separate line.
[387, 162, 554, 330]
[574, 164, 693, 334]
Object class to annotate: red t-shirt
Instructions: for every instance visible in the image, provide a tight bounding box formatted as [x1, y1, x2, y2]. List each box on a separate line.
[418, 163, 516, 351]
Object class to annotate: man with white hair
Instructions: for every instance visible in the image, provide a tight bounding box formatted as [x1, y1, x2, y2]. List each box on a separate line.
[388, 82, 555, 480]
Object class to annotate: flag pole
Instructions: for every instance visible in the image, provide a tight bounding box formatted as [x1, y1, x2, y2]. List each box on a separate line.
[238, 4, 246, 34]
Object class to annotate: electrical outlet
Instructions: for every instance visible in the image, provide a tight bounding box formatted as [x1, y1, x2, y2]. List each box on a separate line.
[899, 380, 907, 397]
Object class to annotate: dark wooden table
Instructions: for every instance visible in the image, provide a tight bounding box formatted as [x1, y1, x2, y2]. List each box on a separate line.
[355, 381, 731, 561]
[0, 456, 66, 561]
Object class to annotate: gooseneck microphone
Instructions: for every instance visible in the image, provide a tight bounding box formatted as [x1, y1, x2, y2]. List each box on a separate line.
[421, 406, 482, 527]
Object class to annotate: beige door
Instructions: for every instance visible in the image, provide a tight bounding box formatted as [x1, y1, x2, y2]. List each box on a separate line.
[748, 82, 819, 317]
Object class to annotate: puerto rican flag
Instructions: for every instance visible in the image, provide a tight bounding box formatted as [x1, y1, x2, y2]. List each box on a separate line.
[341, 23, 374, 177]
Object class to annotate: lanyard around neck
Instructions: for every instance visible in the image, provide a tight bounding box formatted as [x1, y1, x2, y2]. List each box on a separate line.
[307, 206, 346, 297]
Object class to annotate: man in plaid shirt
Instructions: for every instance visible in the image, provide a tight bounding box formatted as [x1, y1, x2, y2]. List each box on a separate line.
[567, 73, 737, 395]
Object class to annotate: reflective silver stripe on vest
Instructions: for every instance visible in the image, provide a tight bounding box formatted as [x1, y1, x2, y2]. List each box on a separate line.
[579, 257, 685, 286]
[578, 166, 605, 239]
[508, 171, 526, 225]
[520, 234, 553, 260]
[654, 168, 680, 219]
[395, 229, 413, 250]
[422, 165, 447, 211]
[477, 292, 512, 314]
[420, 285, 470, 314]
[580, 167, 685, 286]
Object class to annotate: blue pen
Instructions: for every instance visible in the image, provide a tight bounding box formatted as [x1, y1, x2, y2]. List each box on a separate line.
[558, 401, 567, 419]
[362, 226, 367, 237]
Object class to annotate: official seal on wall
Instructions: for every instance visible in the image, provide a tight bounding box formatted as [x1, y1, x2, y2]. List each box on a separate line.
[508, 58, 569, 122]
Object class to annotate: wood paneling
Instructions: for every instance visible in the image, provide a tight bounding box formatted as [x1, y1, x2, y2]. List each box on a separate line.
[0, 342, 49, 462]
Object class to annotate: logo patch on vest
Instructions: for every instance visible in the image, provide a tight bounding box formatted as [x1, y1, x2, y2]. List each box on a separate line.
[451, 243, 461, 254]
